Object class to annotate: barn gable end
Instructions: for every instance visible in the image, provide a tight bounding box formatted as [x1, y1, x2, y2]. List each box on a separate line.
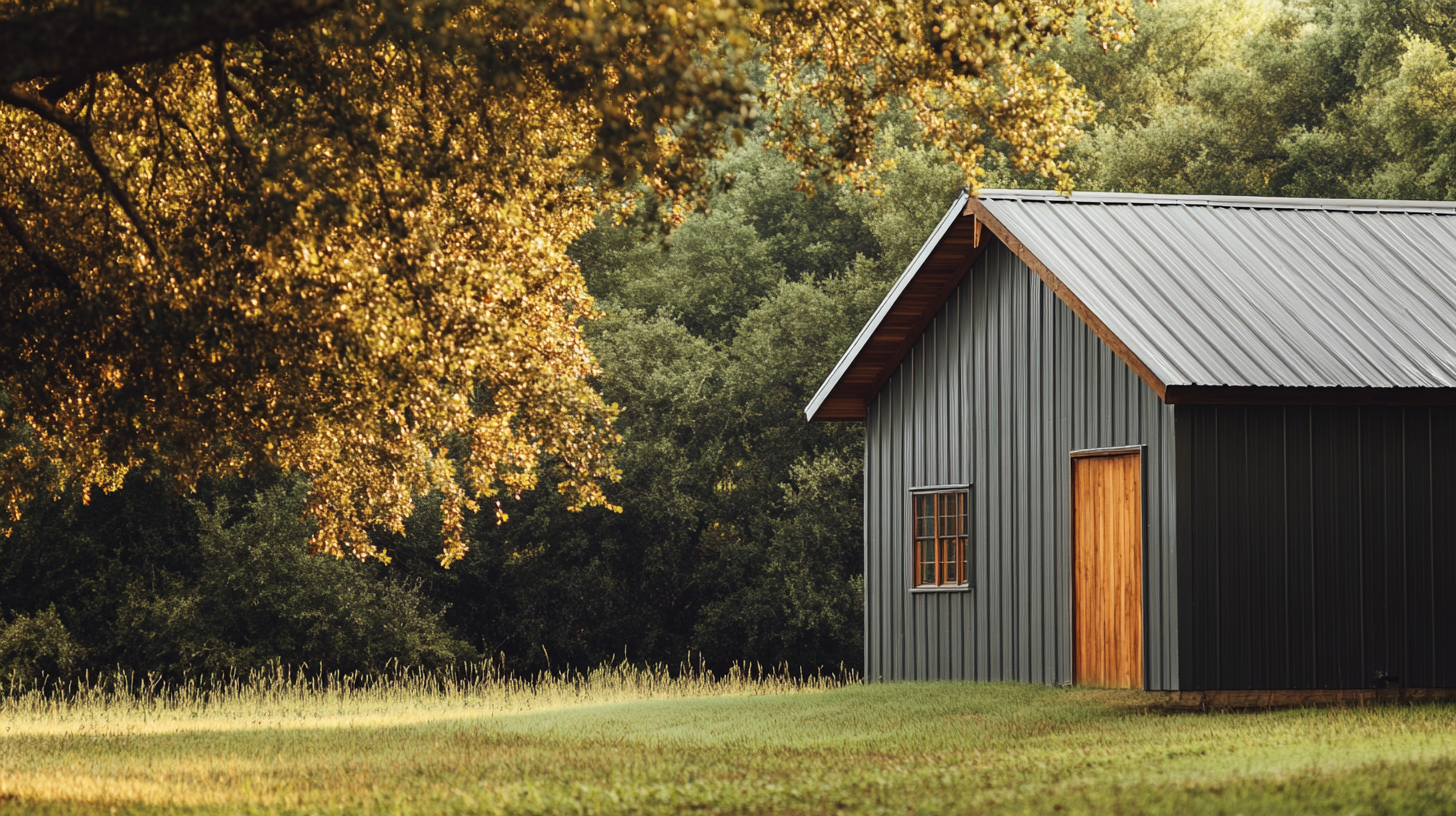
[864, 239, 1179, 687]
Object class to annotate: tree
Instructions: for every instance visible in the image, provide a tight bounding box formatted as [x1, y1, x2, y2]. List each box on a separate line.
[1062, 0, 1456, 202]
[1, 0, 1142, 564]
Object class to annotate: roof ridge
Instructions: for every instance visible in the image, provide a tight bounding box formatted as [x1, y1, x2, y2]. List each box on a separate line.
[976, 188, 1456, 214]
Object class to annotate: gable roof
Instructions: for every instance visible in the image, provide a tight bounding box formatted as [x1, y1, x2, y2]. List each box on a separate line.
[806, 189, 1456, 422]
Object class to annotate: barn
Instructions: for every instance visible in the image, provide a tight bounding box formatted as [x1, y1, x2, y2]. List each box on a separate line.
[806, 189, 1456, 702]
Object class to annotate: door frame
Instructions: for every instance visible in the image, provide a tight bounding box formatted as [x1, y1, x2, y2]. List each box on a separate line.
[1068, 445, 1149, 690]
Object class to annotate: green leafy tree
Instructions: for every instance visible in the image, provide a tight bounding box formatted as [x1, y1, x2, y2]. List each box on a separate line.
[1065, 0, 1456, 202]
[0, 475, 471, 677]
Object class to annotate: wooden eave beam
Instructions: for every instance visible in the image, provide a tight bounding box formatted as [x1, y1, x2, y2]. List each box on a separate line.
[861, 239, 986, 401]
[808, 215, 985, 421]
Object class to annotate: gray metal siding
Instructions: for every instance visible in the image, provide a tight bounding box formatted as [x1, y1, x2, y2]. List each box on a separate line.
[864, 241, 1180, 689]
[1176, 405, 1456, 689]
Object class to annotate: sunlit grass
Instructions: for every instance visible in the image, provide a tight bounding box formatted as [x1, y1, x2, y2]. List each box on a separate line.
[3, 668, 1456, 814]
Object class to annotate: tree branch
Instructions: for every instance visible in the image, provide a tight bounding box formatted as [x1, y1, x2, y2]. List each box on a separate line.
[0, 0, 344, 86]
[0, 200, 78, 295]
[212, 42, 259, 178]
[0, 84, 166, 265]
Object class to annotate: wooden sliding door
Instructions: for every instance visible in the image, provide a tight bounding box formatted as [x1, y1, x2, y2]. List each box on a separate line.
[1072, 449, 1143, 688]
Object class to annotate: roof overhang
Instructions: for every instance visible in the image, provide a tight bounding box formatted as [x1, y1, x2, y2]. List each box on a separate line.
[807, 189, 1456, 422]
[804, 192, 984, 421]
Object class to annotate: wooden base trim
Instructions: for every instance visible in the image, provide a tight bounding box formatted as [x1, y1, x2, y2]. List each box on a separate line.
[1164, 688, 1456, 710]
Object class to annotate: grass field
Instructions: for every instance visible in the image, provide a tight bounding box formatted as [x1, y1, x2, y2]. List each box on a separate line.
[4, 666, 1456, 815]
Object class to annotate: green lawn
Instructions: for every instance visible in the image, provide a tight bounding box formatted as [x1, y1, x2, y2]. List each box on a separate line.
[5, 679, 1456, 814]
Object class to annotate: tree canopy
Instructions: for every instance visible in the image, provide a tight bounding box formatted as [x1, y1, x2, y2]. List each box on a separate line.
[0, 0, 1140, 564]
[1057, 0, 1456, 201]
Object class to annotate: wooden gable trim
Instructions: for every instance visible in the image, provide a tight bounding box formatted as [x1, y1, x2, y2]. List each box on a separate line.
[861, 242, 985, 403]
[962, 197, 1171, 402]
[806, 205, 986, 422]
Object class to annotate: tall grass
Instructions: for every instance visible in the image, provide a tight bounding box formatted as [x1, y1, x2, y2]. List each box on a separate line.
[1, 658, 855, 731]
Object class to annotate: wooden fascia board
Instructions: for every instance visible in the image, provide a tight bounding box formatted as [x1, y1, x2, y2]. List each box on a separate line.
[963, 197, 1171, 402]
[804, 192, 970, 422]
[862, 240, 986, 402]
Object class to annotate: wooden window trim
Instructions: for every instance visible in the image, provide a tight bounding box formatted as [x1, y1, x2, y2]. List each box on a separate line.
[1069, 445, 1145, 459]
[909, 486, 971, 592]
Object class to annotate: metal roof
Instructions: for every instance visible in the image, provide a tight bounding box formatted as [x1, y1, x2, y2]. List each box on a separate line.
[978, 189, 1456, 390]
[807, 189, 1456, 420]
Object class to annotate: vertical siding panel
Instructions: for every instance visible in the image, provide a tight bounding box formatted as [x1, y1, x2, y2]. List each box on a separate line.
[875, 388, 886, 683]
[962, 281, 975, 681]
[1160, 398, 1177, 688]
[1432, 409, 1456, 686]
[1143, 373, 1161, 688]
[986, 246, 1004, 680]
[1360, 408, 1390, 689]
[1382, 409, 1406, 687]
[973, 250, 990, 681]
[1321, 407, 1361, 688]
[1284, 407, 1314, 689]
[881, 378, 894, 683]
[1188, 406, 1221, 689]
[1213, 408, 1246, 689]
[910, 345, 925, 681]
[1029, 275, 1046, 683]
[1250, 406, 1275, 690]
[940, 309, 953, 679]
[882, 389, 893, 683]
[1174, 407, 1197, 690]
[1015, 250, 1029, 680]
[1404, 408, 1431, 687]
[895, 366, 908, 682]
[886, 385, 896, 682]
[869, 390, 882, 682]
[1061, 290, 1077, 685]
[922, 324, 936, 680]
[865, 395, 878, 682]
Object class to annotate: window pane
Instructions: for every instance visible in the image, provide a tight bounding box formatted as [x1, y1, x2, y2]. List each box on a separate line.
[919, 539, 936, 586]
[915, 495, 934, 538]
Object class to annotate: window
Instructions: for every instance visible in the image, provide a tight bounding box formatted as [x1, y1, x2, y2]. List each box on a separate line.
[912, 489, 969, 588]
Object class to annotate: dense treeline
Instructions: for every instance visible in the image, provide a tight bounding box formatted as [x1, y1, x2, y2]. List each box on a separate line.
[0, 135, 962, 680]
[1059, 0, 1456, 200]
[7, 0, 1455, 682]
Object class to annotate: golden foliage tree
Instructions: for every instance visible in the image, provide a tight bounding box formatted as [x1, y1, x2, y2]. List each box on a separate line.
[0, 0, 1139, 565]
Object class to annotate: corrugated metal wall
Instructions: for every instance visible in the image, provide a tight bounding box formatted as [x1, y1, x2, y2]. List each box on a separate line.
[1176, 405, 1456, 689]
[864, 241, 1180, 689]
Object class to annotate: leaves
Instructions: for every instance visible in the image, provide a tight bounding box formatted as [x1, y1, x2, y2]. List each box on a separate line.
[0, 0, 1141, 563]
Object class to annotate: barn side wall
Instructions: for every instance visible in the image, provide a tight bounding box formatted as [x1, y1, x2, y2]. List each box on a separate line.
[864, 240, 1180, 689]
[1175, 405, 1456, 690]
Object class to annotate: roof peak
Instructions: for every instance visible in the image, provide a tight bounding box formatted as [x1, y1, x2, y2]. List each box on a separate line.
[976, 188, 1456, 214]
